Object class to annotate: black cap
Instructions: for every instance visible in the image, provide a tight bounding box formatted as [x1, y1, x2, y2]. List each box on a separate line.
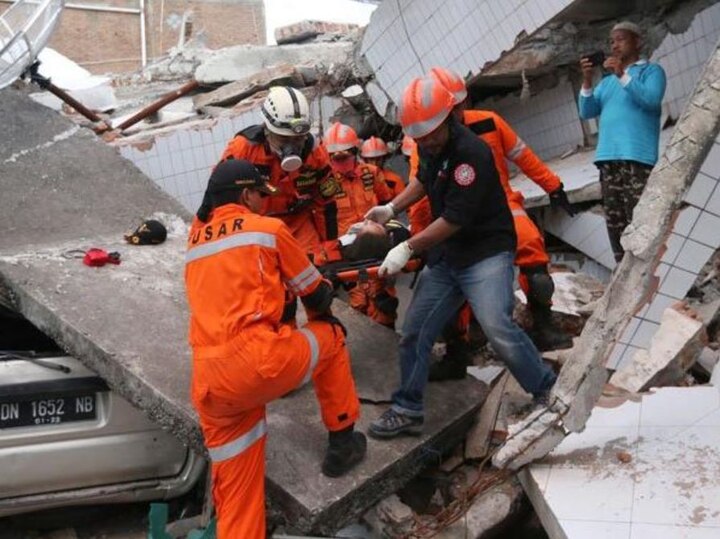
[124, 219, 167, 245]
[207, 159, 277, 195]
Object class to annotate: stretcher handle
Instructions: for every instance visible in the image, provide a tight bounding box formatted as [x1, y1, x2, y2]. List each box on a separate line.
[334, 258, 422, 283]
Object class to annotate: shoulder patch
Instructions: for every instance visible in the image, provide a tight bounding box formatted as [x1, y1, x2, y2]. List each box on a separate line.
[454, 163, 476, 187]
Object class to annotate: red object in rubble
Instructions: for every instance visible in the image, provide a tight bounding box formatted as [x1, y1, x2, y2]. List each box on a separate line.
[82, 248, 121, 267]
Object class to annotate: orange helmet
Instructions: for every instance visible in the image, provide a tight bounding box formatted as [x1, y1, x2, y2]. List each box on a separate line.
[360, 136, 389, 158]
[324, 122, 360, 153]
[397, 77, 455, 139]
[428, 67, 467, 105]
[401, 135, 416, 157]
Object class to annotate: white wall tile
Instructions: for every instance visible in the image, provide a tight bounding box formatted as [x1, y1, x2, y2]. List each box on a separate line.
[684, 171, 718, 208]
[689, 210, 720, 248]
[659, 266, 698, 299]
[644, 293, 677, 324]
[673, 238, 714, 274]
[673, 206, 701, 237]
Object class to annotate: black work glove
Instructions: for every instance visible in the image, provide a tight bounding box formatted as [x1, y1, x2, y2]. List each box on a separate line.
[549, 184, 576, 217]
[313, 313, 348, 338]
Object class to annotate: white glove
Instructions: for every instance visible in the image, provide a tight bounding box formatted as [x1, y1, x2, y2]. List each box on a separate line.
[364, 203, 395, 225]
[379, 241, 413, 277]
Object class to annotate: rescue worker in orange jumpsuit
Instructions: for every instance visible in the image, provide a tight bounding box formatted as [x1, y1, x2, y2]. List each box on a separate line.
[217, 86, 335, 252]
[360, 136, 406, 198]
[320, 122, 398, 328]
[409, 68, 576, 379]
[186, 160, 366, 539]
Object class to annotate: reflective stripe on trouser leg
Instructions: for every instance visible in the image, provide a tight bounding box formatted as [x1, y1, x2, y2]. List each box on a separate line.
[207, 417, 267, 463]
[299, 327, 320, 385]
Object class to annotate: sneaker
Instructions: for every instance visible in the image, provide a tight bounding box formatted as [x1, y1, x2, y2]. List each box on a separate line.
[322, 431, 367, 478]
[368, 408, 424, 439]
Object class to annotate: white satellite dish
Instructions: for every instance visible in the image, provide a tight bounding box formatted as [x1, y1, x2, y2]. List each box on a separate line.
[0, 0, 65, 89]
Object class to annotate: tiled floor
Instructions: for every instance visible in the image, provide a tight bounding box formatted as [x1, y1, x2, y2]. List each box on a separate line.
[523, 386, 720, 539]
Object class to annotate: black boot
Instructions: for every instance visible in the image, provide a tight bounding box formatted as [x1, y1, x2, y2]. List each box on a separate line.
[322, 425, 367, 478]
[428, 340, 473, 382]
[529, 303, 573, 352]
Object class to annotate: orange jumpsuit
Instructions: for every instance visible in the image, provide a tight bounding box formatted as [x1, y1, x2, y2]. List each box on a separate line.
[220, 125, 335, 252]
[318, 163, 397, 328]
[185, 204, 360, 539]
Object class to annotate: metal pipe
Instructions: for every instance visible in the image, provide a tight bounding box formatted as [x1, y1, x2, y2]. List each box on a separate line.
[0, 0, 141, 14]
[139, 0, 147, 67]
[116, 79, 199, 132]
[44, 81, 103, 123]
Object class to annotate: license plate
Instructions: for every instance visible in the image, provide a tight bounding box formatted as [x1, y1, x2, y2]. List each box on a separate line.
[0, 393, 97, 429]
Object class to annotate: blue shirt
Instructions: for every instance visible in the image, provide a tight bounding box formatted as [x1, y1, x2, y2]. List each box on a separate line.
[578, 60, 666, 166]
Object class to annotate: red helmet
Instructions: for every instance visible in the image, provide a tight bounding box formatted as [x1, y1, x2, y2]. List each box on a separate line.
[428, 66, 467, 106]
[397, 77, 455, 139]
[401, 135, 416, 157]
[324, 122, 360, 153]
[360, 136, 389, 158]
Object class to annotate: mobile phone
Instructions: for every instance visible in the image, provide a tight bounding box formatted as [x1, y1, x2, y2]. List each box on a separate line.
[583, 51, 606, 67]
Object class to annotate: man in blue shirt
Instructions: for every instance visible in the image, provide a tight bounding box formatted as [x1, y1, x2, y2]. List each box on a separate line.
[578, 22, 666, 263]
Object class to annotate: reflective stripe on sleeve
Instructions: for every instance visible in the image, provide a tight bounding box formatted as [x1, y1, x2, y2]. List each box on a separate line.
[285, 264, 322, 294]
[299, 327, 320, 385]
[511, 208, 528, 218]
[507, 138, 527, 160]
[186, 232, 276, 264]
[206, 418, 267, 462]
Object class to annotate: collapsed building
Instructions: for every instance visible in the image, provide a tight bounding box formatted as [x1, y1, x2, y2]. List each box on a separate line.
[1, 0, 720, 537]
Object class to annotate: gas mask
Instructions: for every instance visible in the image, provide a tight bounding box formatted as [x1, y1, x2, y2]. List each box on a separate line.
[267, 137, 306, 172]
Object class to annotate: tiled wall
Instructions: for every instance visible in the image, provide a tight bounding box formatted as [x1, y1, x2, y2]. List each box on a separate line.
[608, 136, 720, 370]
[480, 77, 585, 162]
[360, 0, 574, 108]
[114, 95, 343, 213]
[652, 1, 720, 120]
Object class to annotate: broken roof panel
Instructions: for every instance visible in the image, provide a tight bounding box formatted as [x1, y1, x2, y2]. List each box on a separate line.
[361, 0, 573, 108]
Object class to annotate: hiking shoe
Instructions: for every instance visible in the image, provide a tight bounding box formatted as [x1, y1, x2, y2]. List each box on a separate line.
[368, 408, 424, 439]
[322, 431, 367, 478]
[428, 357, 467, 381]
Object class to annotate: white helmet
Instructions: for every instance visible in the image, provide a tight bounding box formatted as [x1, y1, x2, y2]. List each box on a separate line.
[262, 86, 311, 136]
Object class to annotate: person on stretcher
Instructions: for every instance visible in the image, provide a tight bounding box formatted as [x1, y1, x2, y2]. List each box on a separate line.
[308, 220, 415, 328]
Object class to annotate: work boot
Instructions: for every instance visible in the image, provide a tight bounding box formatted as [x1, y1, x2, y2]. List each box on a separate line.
[322, 426, 367, 478]
[368, 408, 424, 439]
[428, 340, 473, 382]
[528, 303, 573, 352]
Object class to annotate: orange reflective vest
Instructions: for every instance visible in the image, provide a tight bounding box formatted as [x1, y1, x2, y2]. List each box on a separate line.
[318, 163, 393, 239]
[220, 126, 334, 251]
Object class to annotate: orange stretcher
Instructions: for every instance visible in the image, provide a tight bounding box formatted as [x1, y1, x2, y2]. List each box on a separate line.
[319, 258, 422, 284]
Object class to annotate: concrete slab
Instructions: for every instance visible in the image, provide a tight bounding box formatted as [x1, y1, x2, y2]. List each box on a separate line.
[0, 89, 487, 534]
[521, 387, 720, 538]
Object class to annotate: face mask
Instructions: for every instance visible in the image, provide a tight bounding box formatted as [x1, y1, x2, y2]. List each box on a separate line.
[268, 139, 304, 172]
[331, 155, 356, 176]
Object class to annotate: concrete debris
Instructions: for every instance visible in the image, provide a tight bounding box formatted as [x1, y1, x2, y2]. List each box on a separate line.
[515, 271, 605, 318]
[275, 20, 360, 45]
[439, 444, 466, 473]
[195, 42, 354, 84]
[697, 347, 720, 376]
[465, 372, 510, 461]
[467, 365, 505, 386]
[432, 477, 524, 539]
[610, 305, 707, 393]
[374, 494, 414, 532]
[193, 64, 304, 110]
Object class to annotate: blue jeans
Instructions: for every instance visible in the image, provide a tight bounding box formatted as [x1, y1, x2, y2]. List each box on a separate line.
[392, 251, 557, 417]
